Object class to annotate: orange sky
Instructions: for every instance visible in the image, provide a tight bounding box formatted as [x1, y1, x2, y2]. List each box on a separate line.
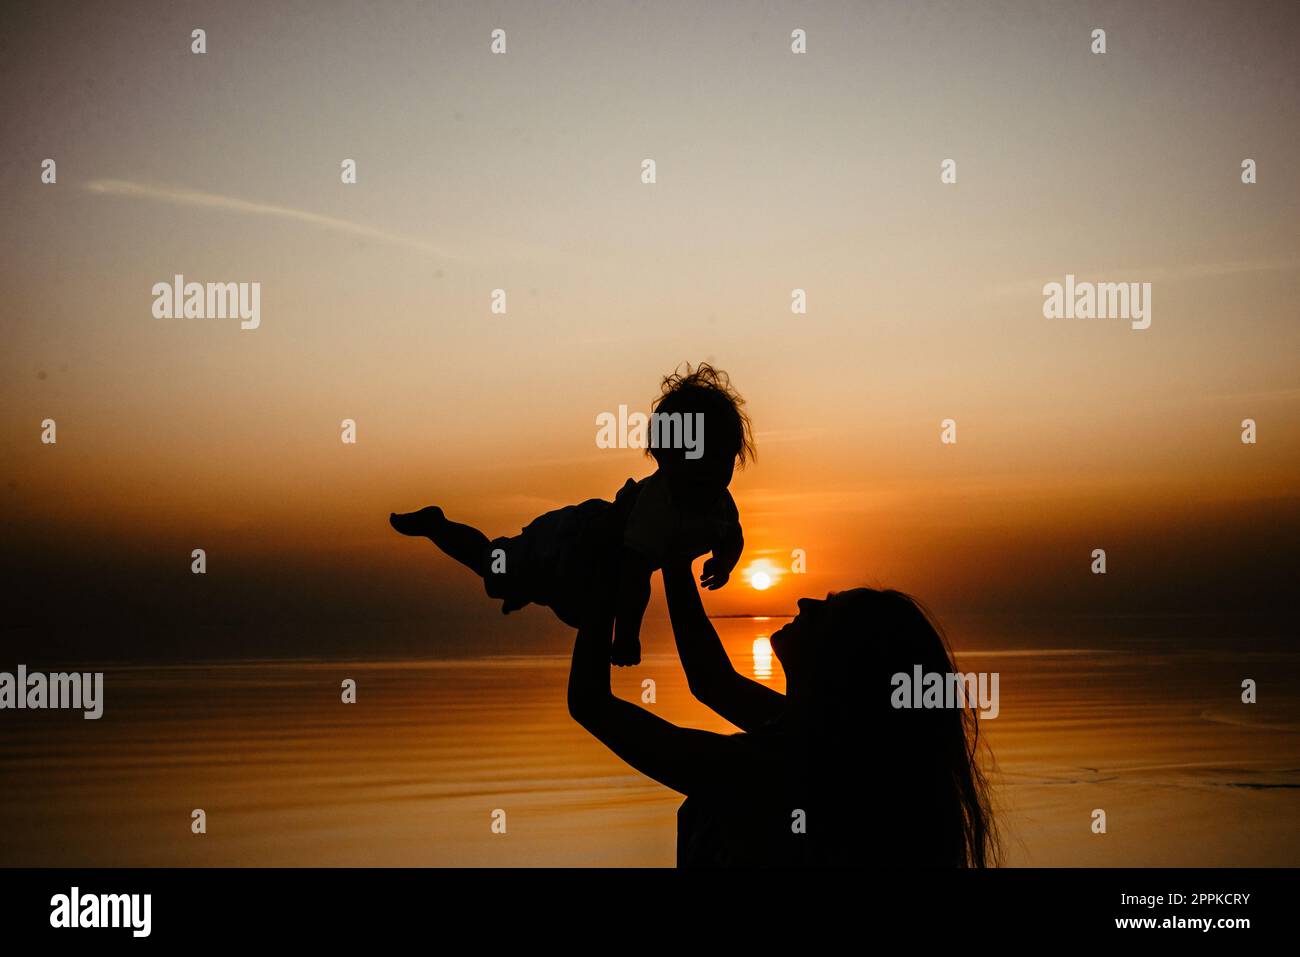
[2, 0, 1298, 658]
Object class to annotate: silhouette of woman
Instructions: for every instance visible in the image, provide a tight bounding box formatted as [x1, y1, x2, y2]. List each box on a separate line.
[567, 558, 999, 867]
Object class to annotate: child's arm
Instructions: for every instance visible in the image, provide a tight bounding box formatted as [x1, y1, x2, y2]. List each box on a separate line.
[699, 523, 742, 590]
[610, 546, 653, 666]
[700, 494, 743, 590]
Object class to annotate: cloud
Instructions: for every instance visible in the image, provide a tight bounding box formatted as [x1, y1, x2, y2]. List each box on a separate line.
[83, 179, 466, 260]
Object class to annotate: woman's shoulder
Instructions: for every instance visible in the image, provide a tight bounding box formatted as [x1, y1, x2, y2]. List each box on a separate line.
[695, 728, 800, 791]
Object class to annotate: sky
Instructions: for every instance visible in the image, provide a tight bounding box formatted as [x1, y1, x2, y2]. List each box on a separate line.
[2, 0, 1298, 660]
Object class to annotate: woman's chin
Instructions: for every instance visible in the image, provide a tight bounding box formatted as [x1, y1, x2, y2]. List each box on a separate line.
[770, 624, 791, 654]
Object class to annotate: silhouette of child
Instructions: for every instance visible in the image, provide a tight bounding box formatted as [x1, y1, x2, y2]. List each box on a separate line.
[390, 364, 754, 665]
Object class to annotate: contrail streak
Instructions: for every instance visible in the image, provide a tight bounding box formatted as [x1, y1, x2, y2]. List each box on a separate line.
[84, 179, 464, 260]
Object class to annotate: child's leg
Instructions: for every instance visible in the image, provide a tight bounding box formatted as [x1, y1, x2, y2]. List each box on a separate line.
[390, 506, 490, 576]
[610, 549, 653, 666]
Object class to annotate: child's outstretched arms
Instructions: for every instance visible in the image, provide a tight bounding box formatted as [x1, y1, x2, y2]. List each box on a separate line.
[610, 547, 653, 666]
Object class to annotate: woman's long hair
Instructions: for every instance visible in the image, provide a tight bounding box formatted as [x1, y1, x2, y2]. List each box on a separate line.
[785, 588, 1000, 868]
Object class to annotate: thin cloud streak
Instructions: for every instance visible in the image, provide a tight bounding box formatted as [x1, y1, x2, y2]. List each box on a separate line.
[83, 179, 467, 261]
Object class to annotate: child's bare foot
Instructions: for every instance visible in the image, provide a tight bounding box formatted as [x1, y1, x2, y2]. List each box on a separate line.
[389, 506, 445, 537]
[610, 636, 641, 667]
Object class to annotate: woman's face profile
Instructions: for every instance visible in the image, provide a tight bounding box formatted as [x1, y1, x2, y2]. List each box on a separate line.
[770, 596, 831, 677]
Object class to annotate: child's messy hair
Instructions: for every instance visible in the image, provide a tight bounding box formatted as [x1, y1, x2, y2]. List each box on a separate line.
[648, 362, 756, 468]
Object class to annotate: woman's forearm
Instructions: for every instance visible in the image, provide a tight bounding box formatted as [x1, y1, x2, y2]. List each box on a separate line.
[567, 607, 614, 723]
[662, 559, 736, 690]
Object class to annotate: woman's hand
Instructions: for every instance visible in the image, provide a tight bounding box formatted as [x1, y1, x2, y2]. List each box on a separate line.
[566, 589, 617, 722]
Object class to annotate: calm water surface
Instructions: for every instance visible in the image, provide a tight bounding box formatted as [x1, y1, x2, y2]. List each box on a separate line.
[2, 619, 1297, 866]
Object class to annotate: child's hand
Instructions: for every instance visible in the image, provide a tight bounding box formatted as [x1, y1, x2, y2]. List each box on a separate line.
[700, 555, 731, 590]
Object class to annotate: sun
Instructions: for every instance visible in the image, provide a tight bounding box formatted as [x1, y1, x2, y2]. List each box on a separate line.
[744, 559, 780, 591]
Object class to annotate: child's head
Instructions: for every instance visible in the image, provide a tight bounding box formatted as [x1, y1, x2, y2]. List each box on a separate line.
[647, 363, 754, 506]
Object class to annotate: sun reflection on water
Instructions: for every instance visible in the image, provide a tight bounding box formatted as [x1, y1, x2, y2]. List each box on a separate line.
[752, 634, 773, 680]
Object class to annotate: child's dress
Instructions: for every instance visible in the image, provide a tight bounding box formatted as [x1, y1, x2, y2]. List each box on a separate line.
[483, 473, 741, 628]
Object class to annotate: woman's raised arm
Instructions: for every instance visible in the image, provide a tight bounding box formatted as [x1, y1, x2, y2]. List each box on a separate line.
[661, 559, 785, 732]
[566, 593, 742, 796]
